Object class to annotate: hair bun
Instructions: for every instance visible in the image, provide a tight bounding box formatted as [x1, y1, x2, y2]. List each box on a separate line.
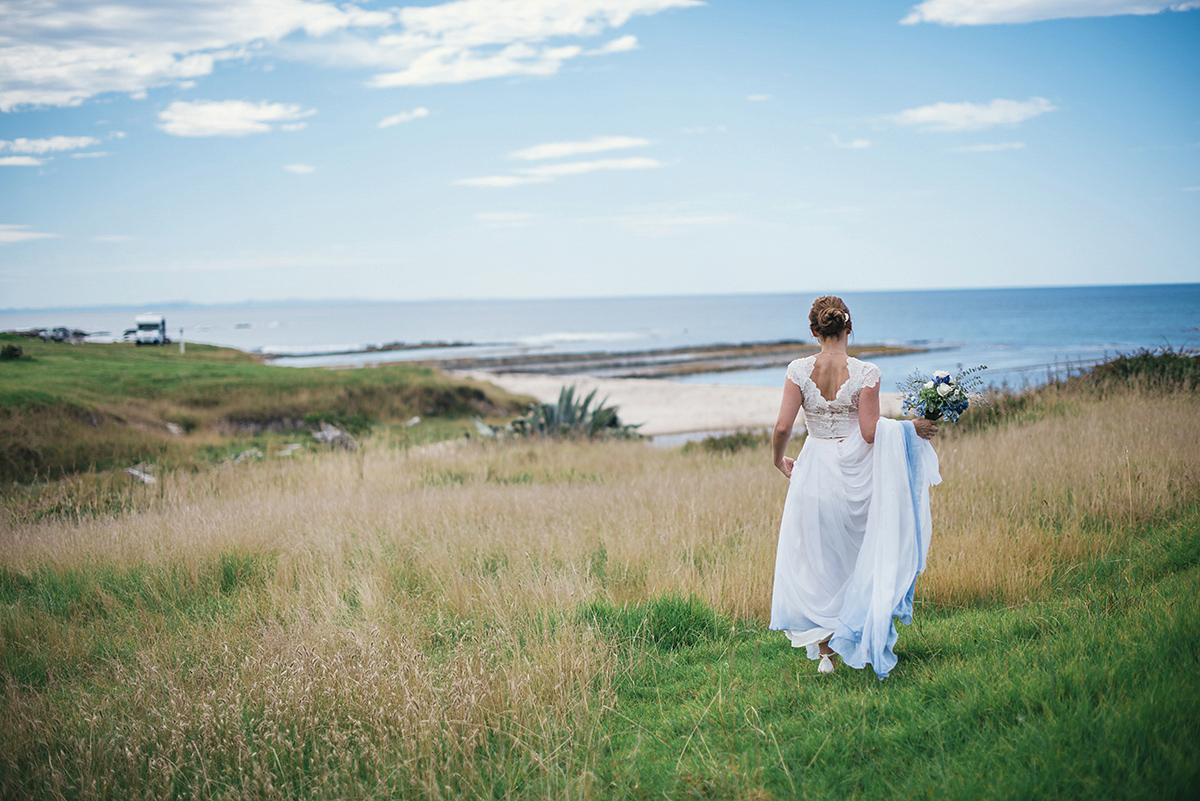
[809, 295, 851, 338]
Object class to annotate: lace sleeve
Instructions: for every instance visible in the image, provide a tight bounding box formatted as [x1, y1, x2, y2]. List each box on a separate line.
[862, 363, 882, 389]
[785, 358, 809, 388]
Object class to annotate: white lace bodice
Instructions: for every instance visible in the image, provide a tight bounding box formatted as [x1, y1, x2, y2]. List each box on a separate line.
[786, 356, 882, 439]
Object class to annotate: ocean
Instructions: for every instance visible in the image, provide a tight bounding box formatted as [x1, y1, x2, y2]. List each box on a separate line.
[4, 284, 1198, 392]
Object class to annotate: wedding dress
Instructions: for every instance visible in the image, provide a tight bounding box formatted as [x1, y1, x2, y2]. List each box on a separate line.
[769, 356, 941, 679]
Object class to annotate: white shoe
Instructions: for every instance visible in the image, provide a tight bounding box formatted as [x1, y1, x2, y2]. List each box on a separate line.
[818, 653, 835, 674]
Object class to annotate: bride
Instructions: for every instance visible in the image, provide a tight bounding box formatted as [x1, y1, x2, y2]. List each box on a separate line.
[770, 296, 941, 679]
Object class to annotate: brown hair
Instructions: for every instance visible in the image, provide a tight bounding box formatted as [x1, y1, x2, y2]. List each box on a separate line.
[809, 295, 851, 339]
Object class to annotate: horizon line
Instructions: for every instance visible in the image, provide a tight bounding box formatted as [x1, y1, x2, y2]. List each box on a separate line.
[4, 280, 1198, 315]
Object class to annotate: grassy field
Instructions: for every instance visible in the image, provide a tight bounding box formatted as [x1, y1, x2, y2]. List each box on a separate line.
[0, 356, 1198, 798]
[0, 334, 526, 483]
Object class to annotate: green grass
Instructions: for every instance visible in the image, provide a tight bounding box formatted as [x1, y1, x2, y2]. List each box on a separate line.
[1, 351, 1197, 798]
[3, 510, 1194, 798]
[0, 333, 525, 482]
[580, 595, 737, 652]
[0, 550, 275, 689]
[582, 507, 1200, 800]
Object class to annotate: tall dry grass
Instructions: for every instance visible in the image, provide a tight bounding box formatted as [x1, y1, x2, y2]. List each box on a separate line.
[929, 387, 1200, 604]
[6, 387, 1194, 612]
[1, 439, 782, 798]
[1, 385, 1197, 798]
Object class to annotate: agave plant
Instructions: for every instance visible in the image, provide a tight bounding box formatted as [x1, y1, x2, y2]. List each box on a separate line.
[475, 384, 641, 440]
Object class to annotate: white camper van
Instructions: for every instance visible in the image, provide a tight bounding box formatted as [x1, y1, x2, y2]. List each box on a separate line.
[134, 313, 168, 345]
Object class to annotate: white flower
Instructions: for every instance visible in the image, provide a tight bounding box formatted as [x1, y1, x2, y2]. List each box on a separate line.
[934, 370, 951, 379]
[924, 380, 935, 389]
[937, 383, 953, 397]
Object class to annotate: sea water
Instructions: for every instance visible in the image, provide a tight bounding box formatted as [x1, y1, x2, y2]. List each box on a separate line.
[3, 284, 1197, 391]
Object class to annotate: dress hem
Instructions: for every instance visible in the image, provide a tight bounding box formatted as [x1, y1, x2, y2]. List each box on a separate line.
[778, 628, 834, 650]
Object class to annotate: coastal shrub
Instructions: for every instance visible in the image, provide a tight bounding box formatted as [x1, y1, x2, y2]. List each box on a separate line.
[476, 384, 641, 440]
[515, 385, 641, 439]
[0, 343, 23, 360]
[681, 429, 769, 455]
[1077, 346, 1200, 391]
[956, 348, 1199, 435]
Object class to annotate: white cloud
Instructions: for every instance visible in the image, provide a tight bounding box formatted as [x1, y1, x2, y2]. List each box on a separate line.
[0, 0, 394, 111]
[0, 224, 57, 243]
[831, 134, 871, 149]
[0, 135, 101, 154]
[587, 35, 638, 55]
[889, 97, 1057, 132]
[476, 211, 536, 227]
[950, 141, 1027, 152]
[320, 0, 700, 88]
[458, 136, 663, 187]
[389, 0, 700, 48]
[454, 174, 550, 187]
[508, 135, 650, 160]
[283, 163, 316, 174]
[0, 156, 44, 166]
[519, 156, 662, 177]
[0, 1, 700, 110]
[71, 151, 111, 158]
[369, 41, 584, 86]
[456, 156, 662, 187]
[378, 106, 430, 128]
[157, 100, 316, 137]
[902, 0, 1200, 25]
[746, 94, 770, 102]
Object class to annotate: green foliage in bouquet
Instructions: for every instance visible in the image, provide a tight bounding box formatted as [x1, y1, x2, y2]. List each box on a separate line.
[900, 365, 987, 421]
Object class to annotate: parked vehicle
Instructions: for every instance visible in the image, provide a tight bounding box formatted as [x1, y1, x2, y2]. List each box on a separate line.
[39, 326, 72, 342]
[134, 313, 168, 345]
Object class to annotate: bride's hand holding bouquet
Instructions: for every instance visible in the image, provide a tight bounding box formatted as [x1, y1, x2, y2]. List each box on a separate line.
[900, 366, 986, 433]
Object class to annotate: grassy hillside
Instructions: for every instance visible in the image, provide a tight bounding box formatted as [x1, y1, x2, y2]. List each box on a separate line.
[0, 334, 527, 482]
[0, 354, 1196, 799]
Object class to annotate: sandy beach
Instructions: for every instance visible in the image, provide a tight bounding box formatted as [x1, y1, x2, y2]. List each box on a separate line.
[463, 371, 904, 437]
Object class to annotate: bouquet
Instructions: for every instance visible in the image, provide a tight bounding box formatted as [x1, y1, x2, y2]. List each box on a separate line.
[899, 366, 986, 422]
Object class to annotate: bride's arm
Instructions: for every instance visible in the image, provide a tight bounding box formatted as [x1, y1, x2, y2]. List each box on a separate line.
[772, 380, 803, 477]
[858, 383, 880, 443]
[858, 383, 938, 441]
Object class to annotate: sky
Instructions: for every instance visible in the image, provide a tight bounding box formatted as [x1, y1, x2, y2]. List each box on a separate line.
[1, 0, 1198, 309]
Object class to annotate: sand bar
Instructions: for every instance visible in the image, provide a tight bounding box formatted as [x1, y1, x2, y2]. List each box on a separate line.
[462, 371, 903, 437]
[425, 341, 923, 380]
